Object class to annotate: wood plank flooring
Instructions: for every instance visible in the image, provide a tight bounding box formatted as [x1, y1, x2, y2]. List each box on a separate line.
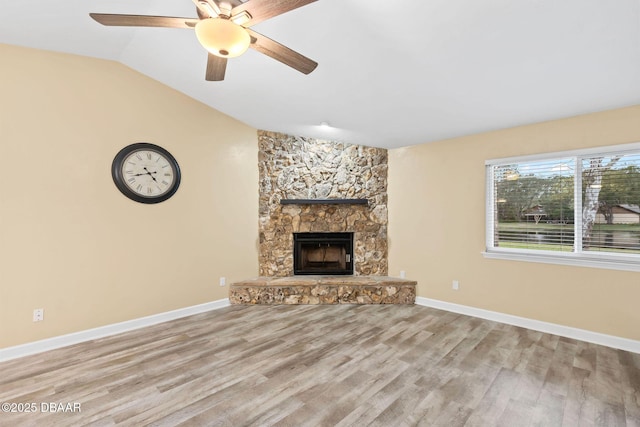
[1, 304, 639, 426]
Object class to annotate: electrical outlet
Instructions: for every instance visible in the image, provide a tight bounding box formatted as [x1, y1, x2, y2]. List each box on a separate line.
[452, 280, 459, 290]
[219, 277, 226, 286]
[400, 270, 406, 278]
[33, 308, 44, 322]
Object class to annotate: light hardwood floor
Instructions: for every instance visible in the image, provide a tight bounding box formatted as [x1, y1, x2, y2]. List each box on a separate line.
[1, 304, 639, 426]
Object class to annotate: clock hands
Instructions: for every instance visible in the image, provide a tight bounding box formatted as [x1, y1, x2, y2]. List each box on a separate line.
[131, 167, 159, 182]
[144, 167, 159, 183]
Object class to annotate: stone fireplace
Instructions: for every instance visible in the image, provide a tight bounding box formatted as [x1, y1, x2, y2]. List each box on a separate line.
[258, 131, 388, 277]
[229, 131, 416, 306]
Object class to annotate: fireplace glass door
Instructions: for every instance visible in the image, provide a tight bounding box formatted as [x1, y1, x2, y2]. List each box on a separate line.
[293, 232, 354, 275]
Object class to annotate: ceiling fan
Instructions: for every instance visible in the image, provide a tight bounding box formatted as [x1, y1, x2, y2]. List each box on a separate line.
[90, 0, 318, 81]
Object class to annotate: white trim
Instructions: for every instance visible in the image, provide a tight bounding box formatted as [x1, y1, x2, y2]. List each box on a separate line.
[0, 299, 231, 362]
[484, 141, 640, 165]
[575, 157, 584, 251]
[482, 250, 640, 272]
[485, 166, 496, 248]
[416, 297, 640, 354]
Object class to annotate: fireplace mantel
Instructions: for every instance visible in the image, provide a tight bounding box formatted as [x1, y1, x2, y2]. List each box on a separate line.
[280, 198, 368, 205]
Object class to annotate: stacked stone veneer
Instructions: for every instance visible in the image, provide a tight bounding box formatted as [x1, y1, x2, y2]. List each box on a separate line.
[258, 130, 388, 276]
[230, 276, 416, 305]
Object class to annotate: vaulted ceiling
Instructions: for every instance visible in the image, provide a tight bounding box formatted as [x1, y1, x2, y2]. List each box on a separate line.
[2, 0, 639, 148]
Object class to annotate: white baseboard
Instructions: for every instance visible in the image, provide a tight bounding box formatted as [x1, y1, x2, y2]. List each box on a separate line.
[416, 297, 640, 354]
[4, 298, 637, 362]
[0, 299, 230, 362]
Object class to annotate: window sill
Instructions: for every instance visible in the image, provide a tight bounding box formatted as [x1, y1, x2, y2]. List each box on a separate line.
[482, 249, 640, 272]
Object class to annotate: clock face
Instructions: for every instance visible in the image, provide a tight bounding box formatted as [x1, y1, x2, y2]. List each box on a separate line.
[112, 143, 181, 204]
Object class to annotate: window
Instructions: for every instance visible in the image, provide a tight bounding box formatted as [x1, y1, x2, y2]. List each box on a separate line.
[485, 143, 640, 271]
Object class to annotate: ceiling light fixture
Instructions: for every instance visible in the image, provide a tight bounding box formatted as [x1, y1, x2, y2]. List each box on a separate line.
[195, 18, 250, 58]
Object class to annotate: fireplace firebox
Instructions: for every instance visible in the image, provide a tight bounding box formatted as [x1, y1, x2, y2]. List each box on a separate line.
[293, 232, 354, 275]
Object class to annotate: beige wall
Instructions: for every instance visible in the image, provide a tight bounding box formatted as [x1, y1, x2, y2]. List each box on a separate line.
[388, 105, 640, 341]
[0, 44, 259, 348]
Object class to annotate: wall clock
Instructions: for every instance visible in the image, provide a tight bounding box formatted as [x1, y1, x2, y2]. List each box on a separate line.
[111, 143, 181, 204]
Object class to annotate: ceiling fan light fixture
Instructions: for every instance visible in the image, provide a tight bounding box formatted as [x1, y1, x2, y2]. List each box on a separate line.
[195, 18, 250, 58]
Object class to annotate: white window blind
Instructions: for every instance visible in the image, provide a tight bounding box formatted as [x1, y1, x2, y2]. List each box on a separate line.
[485, 143, 640, 270]
[490, 158, 575, 251]
[581, 152, 640, 254]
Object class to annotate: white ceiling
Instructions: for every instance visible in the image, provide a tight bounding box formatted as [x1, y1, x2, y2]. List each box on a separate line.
[2, 0, 639, 148]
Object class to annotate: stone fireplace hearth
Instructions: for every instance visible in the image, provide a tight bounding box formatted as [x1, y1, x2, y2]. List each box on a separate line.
[258, 131, 388, 277]
[230, 276, 416, 305]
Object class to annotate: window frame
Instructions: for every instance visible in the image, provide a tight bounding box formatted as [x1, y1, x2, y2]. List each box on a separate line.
[484, 142, 640, 272]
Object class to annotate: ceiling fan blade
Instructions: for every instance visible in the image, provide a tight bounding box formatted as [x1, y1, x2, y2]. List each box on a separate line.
[90, 13, 199, 29]
[232, 0, 317, 27]
[206, 54, 227, 81]
[247, 29, 317, 75]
